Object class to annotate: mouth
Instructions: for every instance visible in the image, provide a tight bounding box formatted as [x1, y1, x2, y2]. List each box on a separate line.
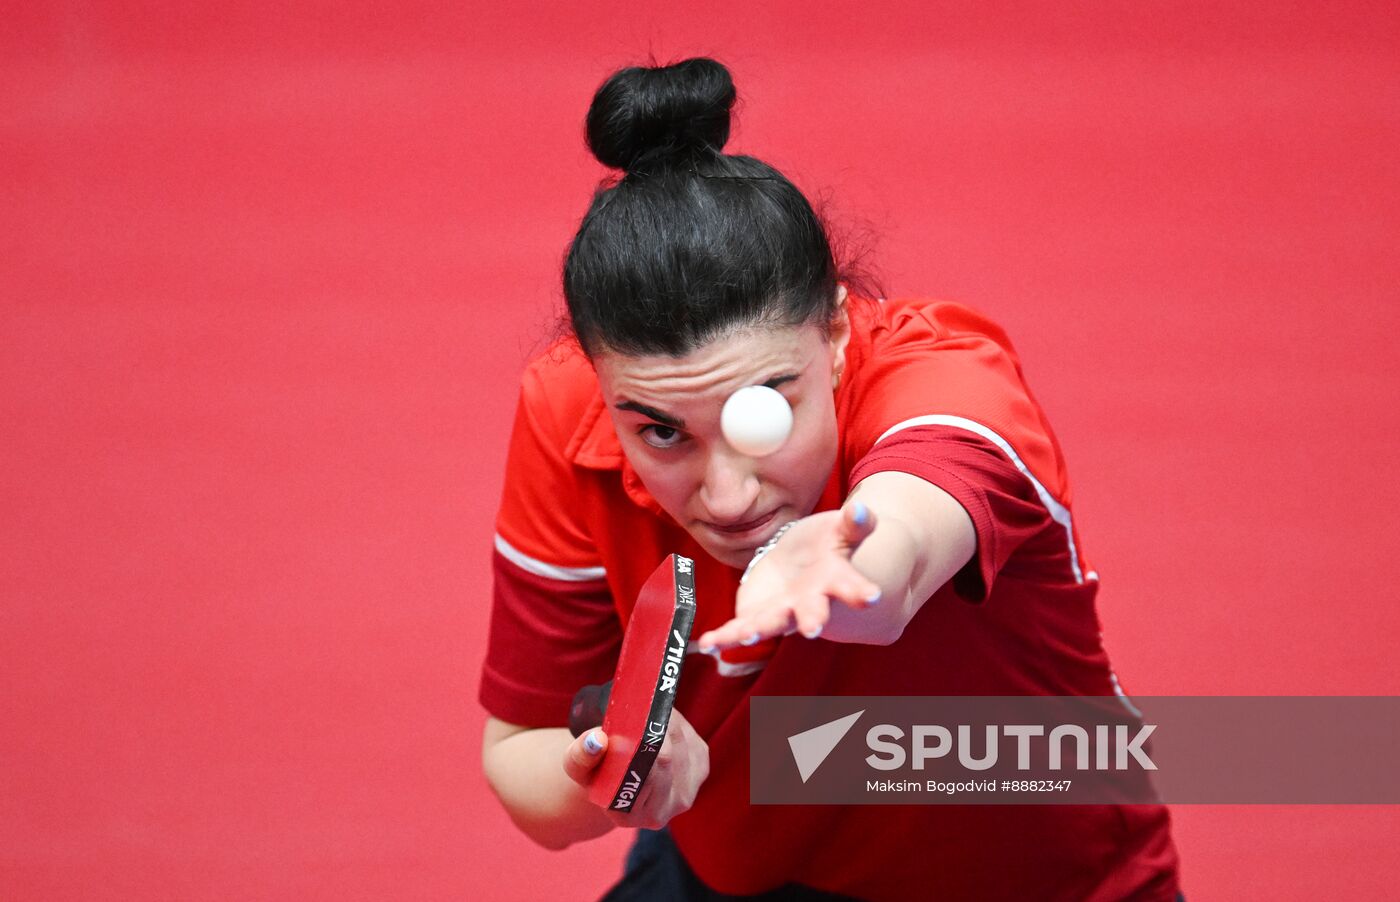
[701, 509, 779, 542]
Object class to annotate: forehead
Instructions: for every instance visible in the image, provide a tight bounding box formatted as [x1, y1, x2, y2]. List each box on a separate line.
[594, 324, 823, 403]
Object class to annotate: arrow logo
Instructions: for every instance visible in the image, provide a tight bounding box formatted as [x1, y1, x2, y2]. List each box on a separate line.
[787, 710, 865, 783]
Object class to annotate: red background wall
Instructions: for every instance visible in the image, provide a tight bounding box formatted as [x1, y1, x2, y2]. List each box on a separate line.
[3, 2, 1398, 898]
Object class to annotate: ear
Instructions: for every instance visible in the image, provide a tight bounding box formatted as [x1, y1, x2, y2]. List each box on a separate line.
[829, 284, 851, 388]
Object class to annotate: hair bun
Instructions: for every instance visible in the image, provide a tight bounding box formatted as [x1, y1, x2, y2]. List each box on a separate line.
[586, 58, 736, 172]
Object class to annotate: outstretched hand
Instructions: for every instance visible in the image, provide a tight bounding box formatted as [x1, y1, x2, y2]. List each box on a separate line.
[695, 501, 883, 651]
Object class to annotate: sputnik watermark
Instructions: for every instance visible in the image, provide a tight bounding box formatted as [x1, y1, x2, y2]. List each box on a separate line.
[752, 696, 1400, 805]
[787, 709, 1155, 786]
[864, 722, 1156, 771]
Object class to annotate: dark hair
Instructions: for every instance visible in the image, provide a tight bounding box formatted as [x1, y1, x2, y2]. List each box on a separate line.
[563, 58, 860, 358]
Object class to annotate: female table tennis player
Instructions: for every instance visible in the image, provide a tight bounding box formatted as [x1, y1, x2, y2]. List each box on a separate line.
[479, 58, 1182, 901]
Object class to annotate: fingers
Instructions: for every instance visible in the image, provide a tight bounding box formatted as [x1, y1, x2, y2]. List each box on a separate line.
[698, 581, 878, 650]
[696, 505, 880, 651]
[607, 710, 709, 830]
[696, 616, 772, 652]
[792, 593, 832, 639]
[611, 775, 663, 829]
[841, 500, 878, 551]
[827, 568, 883, 611]
[697, 596, 833, 651]
[562, 728, 608, 786]
[749, 604, 797, 640]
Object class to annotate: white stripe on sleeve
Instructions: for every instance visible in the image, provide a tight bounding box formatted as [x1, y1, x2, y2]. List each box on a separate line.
[494, 534, 607, 582]
[875, 414, 1084, 584]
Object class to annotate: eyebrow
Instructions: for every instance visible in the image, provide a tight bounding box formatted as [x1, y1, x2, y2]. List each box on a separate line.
[615, 373, 800, 430]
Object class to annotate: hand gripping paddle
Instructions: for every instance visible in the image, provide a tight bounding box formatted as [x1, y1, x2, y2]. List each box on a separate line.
[568, 554, 697, 811]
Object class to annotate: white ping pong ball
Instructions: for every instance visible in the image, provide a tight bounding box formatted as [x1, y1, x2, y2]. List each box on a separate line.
[721, 385, 793, 457]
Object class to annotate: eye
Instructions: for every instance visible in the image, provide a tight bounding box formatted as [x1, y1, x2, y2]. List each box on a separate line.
[640, 424, 686, 449]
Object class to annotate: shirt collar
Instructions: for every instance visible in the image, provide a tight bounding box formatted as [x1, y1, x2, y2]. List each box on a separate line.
[564, 389, 624, 470]
[564, 384, 669, 517]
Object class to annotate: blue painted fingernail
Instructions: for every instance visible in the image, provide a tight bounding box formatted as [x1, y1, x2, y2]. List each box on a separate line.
[802, 624, 824, 639]
[584, 730, 603, 754]
[699, 643, 716, 655]
[865, 588, 882, 605]
[852, 502, 869, 526]
[740, 631, 761, 646]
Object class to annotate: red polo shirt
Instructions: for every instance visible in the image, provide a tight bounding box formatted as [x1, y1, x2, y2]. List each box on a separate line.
[480, 297, 1180, 901]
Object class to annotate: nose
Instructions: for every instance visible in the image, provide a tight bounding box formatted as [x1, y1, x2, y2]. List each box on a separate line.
[698, 446, 761, 523]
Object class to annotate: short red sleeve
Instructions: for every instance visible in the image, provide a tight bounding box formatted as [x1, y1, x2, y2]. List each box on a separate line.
[479, 552, 620, 727]
[479, 365, 621, 727]
[494, 363, 603, 570]
[839, 301, 1067, 510]
[848, 425, 1054, 603]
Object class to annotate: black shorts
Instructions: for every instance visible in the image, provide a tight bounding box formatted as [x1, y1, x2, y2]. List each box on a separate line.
[599, 828, 855, 901]
[599, 827, 1188, 902]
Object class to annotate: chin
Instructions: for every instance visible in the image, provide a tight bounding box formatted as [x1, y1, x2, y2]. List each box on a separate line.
[695, 538, 753, 570]
[717, 549, 753, 570]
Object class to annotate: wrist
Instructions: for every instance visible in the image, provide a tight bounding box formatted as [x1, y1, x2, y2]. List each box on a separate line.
[741, 520, 796, 584]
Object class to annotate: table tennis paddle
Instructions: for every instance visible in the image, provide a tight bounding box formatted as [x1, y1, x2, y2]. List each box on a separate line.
[568, 553, 697, 812]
